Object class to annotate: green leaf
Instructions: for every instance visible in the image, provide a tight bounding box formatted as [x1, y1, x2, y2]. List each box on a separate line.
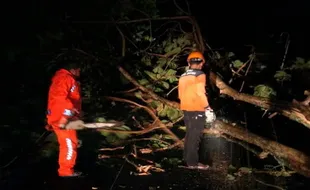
[160, 120, 169, 124]
[138, 79, 149, 85]
[157, 58, 167, 67]
[156, 74, 162, 79]
[228, 52, 235, 58]
[165, 69, 177, 76]
[178, 126, 186, 131]
[161, 81, 170, 89]
[95, 117, 106, 122]
[99, 131, 110, 137]
[141, 56, 152, 66]
[176, 37, 184, 45]
[154, 88, 164, 92]
[153, 66, 164, 74]
[150, 101, 161, 109]
[162, 135, 173, 140]
[164, 44, 173, 53]
[155, 102, 164, 112]
[232, 60, 244, 68]
[106, 135, 118, 144]
[158, 105, 168, 117]
[144, 71, 157, 80]
[166, 47, 182, 56]
[168, 77, 178, 83]
[166, 107, 180, 121]
[254, 84, 277, 98]
[114, 125, 131, 139]
[274, 70, 291, 82]
[134, 91, 143, 99]
[295, 57, 305, 65]
[291, 57, 310, 70]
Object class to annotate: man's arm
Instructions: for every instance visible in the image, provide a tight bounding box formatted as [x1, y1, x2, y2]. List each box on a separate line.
[196, 74, 209, 108]
[49, 75, 75, 118]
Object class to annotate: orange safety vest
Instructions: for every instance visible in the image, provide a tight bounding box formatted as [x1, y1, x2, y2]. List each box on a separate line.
[178, 69, 209, 112]
[46, 69, 81, 125]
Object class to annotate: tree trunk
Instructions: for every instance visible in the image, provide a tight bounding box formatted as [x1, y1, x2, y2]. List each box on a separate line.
[205, 120, 310, 177]
[209, 72, 310, 129]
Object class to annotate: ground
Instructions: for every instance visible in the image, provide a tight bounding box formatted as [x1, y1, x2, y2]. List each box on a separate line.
[1, 134, 310, 190]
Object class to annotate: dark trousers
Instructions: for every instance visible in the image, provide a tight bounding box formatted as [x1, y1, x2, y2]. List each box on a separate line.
[183, 111, 205, 166]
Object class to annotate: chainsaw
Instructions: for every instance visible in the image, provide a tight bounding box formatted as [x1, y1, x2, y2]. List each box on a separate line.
[45, 120, 125, 131]
[64, 120, 125, 130]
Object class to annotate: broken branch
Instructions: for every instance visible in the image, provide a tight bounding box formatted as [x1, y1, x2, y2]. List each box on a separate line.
[204, 120, 310, 177]
[104, 96, 183, 147]
[210, 72, 310, 129]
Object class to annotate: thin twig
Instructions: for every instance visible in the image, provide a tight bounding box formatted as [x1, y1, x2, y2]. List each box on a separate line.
[166, 86, 178, 96]
[239, 54, 255, 92]
[255, 179, 286, 190]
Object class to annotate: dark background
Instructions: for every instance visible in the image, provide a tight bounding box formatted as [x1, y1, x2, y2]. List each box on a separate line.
[6, 0, 310, 55]
[2, 0, 310, 189]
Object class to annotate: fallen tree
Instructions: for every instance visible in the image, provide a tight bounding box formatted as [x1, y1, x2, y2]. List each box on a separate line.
[47, 7, 310, 178]
[210, 72, 310, 128]
[208, 120, 310, 177]
[98, 64, 310, 177]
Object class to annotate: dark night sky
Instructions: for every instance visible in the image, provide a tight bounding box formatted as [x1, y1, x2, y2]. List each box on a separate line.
[6, 0, 310, 57]
[190, 0, 310, 57]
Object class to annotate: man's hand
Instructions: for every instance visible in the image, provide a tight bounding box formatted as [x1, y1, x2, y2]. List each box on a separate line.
[205, 107, 216, 123]
[45, 124, 53, 131]
[58, 117, 69, 129]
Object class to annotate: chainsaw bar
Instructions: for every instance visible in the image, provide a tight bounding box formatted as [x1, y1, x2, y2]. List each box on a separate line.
[83, 121, 124, 129]
[65, 120, 125, 130]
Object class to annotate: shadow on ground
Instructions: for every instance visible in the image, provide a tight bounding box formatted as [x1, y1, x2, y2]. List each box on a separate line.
[1, 132, 310, 190]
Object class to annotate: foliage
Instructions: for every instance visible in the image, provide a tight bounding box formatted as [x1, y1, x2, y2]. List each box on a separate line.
[149, 100, 183, 121]
[232, 60, 244, 69]
[95, 117, 132, 145]
[273, 57, 310, 84]
[274, 70, 291, 82]
[135, 34, 193, 94]
[253, 85, 277, 99]
[290, 57, 310, 70]
[149, 134, 172, 148]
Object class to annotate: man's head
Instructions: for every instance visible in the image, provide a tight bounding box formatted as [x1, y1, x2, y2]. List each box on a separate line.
[62, 62, 81, 78]
[187, 51, 205, 70]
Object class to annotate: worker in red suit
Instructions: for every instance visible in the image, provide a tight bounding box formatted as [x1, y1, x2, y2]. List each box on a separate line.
[46, 62, 83, 177]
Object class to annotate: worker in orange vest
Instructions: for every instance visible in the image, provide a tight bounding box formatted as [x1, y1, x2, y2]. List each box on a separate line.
[46, 62, 83, 177]
[178, 51, 216, 170]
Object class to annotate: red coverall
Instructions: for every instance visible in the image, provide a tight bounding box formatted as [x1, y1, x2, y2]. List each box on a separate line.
[46, 69, 81, 176]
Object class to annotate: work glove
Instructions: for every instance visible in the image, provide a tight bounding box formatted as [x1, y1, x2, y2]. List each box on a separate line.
[205, 106, 216, 124]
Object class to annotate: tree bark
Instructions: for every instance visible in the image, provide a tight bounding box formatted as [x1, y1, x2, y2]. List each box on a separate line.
[209, 72, 310, 129]
[205, 120, 310, 177]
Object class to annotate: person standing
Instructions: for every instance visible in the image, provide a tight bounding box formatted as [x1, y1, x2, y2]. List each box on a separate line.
[178, 51, 216, 169]
[46, 62, 83, 177]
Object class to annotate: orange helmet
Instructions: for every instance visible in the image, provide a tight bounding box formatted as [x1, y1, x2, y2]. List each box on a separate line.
[187, 51, 205, 64]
